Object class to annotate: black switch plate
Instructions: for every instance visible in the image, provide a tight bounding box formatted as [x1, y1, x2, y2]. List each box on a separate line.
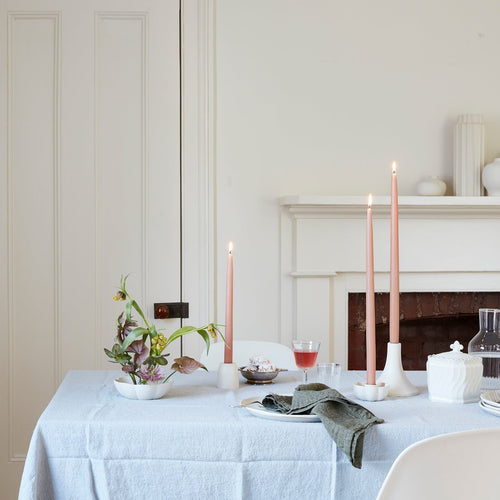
[154, 302, 189, 319]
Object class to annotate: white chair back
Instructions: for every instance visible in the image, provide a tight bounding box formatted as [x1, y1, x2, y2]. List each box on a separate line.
[199, 340, 296, 371]
[376, 427, 500, 500]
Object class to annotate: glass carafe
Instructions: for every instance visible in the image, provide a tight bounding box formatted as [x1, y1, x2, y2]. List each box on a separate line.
[468, 308, 500, 389]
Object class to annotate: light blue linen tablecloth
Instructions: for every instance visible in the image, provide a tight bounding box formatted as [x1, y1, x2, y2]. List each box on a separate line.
[18, 370, 500, 500]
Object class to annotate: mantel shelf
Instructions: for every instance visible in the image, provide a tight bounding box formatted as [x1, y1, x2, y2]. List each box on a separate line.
[280, 195, 500, 217]
[280, 195, 500, 207]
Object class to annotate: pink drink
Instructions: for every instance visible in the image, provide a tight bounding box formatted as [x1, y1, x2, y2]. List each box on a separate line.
[294, 350, 318, 370]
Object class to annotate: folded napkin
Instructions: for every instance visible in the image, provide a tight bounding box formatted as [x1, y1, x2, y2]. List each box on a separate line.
[262, 383, 383, 468]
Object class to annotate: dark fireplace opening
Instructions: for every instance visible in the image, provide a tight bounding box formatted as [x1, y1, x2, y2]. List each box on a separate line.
[348, 292, 500, 370]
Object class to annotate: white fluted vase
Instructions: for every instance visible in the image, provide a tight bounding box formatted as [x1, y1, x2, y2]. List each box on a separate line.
[453, 114, 485, 196]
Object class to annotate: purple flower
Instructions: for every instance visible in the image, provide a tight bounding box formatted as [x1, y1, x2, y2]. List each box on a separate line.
[127, 339, 149, 366]
[137, 366, 165, 383]
[116, 312, 138, 344]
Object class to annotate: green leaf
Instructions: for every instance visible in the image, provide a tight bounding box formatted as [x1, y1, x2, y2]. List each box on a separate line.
[155, 356, 168, 366]
[125, 301, 132, 321]
[115, 353, 132, 363]
[120, 274, 130, 291]
[104, 348, 115, 358]
[164, 325, 199, 346]
[130, 299, 148, 327]
[197, 329, 211, 354]
[121, 327, 149, 352]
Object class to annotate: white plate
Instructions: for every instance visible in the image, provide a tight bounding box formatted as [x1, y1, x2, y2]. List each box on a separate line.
[240, 397, 320, 422]
[480, 390, 500, 409]
[479, 400, 500, 417]
[480, 398, 500, 411]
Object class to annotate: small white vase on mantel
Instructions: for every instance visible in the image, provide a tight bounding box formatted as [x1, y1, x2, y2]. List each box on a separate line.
[482, 158, 500, 196]
[416, 176, 447, 196]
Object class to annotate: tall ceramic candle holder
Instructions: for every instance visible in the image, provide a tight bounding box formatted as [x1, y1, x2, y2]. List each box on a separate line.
[217, 362, 239, 390]
[377, 343, 418, 397]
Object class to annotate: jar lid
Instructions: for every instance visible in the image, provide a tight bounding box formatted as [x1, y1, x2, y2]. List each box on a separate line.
[427, 341, 482, 366]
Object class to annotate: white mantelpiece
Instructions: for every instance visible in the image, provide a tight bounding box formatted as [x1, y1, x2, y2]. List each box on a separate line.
[280, 196, 500, 367]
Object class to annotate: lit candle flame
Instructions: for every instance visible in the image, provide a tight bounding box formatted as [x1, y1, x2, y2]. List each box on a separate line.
[368, 193, 373, 208]
[228, 241, 233, 254]
[392, 161, 397, 174]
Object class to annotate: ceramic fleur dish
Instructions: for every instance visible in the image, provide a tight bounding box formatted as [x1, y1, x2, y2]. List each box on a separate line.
[114, 377, 173, 400]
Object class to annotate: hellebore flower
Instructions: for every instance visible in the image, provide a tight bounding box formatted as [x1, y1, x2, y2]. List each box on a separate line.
[171, 356, 206, 375]
[137, 366, 165, 383]
[116, 312, 138, 344]
[127, 339, 149, 366]
[113, 290, 126, 301]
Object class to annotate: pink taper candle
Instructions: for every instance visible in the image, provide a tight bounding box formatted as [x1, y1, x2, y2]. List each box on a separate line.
[366, 194, 376, 385]
[224, 242, 234, 364]
[390, 162, 400, 344]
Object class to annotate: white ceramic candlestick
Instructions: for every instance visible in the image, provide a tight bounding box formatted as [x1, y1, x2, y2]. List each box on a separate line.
[377, 343, 418, 397]
[217, 362, 239, 390]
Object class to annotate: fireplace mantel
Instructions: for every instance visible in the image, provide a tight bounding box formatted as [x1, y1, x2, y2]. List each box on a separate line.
[279, 195, 500, 366]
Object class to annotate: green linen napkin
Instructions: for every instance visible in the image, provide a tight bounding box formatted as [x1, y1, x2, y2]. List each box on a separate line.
[262, 383, 383, 469]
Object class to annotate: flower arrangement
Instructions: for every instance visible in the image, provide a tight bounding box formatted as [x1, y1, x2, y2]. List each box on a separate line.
[104, 275, 224, 384]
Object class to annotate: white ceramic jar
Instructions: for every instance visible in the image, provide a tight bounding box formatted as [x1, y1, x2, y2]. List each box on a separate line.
[482, 158, 500, 196]
[426, 341, 483, 403]
[416, 176, 447, 196]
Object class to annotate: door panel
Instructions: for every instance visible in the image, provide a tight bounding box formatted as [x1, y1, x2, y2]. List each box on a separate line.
[0, 1, 180, 497]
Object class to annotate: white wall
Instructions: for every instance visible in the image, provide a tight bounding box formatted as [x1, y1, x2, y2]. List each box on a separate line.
[213, 0, 500, 343]
[0, 2, 181, 497]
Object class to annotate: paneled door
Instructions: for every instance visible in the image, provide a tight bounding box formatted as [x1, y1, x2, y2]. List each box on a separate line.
[0, 0, 181, 497]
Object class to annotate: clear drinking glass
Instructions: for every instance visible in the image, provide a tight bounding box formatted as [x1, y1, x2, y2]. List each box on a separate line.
[292, 340, 320, 382]
[469, 308, 500, 389]
[316, 362, 341, 389]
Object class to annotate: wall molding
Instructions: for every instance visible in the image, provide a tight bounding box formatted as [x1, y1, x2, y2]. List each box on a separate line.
[7, 11, 61, 462]
[93, 12, 149, 365]
[180, 0, 216, 332]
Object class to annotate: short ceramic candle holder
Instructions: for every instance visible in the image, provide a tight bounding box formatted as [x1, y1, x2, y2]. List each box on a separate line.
[377, 342, 419, 397]
[217, 362, 239, 390]
[353, 382, 389, 401]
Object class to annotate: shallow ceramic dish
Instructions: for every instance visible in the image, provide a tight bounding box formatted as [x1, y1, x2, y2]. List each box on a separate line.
[238, 368, 286, 384]
[114, 377, 173, 400]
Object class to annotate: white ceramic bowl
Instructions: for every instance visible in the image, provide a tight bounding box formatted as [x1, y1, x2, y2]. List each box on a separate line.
[114, 377, 173, 400]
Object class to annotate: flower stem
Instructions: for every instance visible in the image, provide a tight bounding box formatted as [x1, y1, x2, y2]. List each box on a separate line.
[162, 371, 176, 383]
